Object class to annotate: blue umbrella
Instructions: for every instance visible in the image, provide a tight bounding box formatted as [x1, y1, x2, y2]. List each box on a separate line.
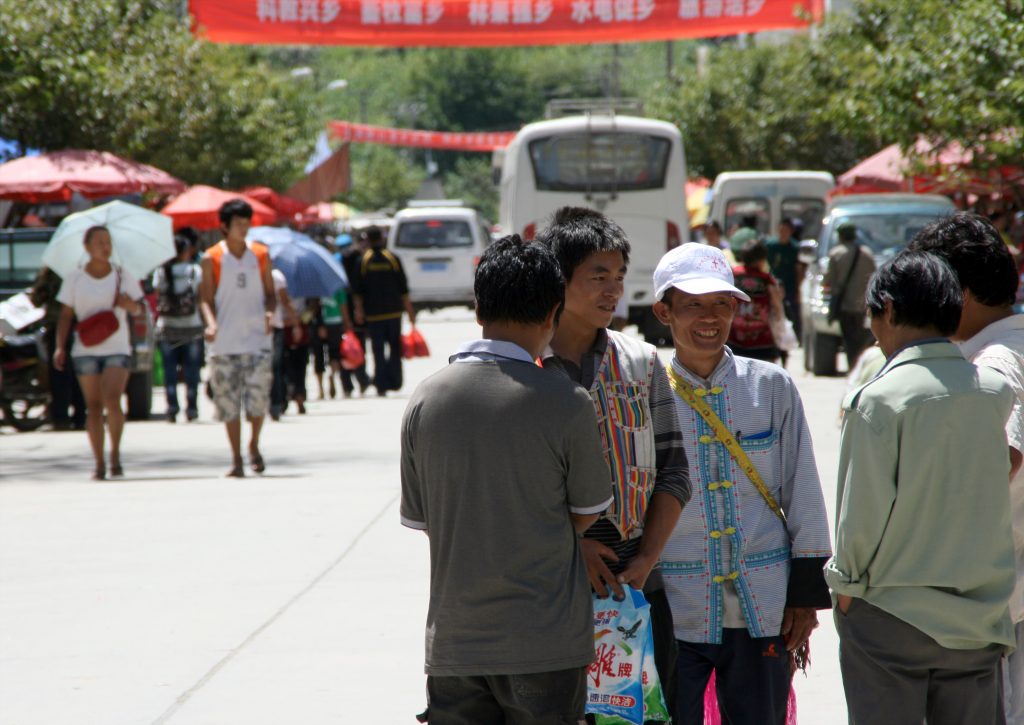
[246, 226, 348, 298]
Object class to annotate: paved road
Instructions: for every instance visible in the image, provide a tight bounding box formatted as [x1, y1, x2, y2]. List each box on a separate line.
[0, 310, 850, 724]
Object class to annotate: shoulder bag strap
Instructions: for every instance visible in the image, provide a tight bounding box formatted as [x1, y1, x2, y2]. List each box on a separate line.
[666, 366, 787, 525]
[834, 244, 861, 310]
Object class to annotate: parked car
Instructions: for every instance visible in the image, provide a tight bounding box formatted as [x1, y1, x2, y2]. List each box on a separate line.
[0, 226, 154, 419]
[387, 202, 493, 311]
[798, 193, 955, 375]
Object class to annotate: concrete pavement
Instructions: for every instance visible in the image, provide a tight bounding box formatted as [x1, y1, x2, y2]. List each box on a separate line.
[0, 310, 850, 724]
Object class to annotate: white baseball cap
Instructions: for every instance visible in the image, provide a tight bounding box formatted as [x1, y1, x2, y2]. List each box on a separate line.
[653, 243, 750, 302]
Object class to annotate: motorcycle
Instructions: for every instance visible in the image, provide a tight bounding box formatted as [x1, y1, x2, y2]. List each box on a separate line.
[0, 326, 51, 432]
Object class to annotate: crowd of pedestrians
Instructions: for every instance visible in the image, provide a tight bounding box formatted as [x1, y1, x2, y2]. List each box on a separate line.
[42, 199, 415, 478]
[402, 207, 1024, 725]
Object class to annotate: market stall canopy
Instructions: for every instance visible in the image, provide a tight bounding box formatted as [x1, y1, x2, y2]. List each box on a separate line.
[685, 178, 712, 227]
[160, 185, 277, 231]
[242, 186, 310, 221]
[0, 150, 186, 203]
[837, 139, 1024, 197]
[189, 0, 821, 47]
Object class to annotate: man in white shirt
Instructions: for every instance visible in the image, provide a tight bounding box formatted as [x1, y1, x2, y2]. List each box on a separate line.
[199, 200, 276, 477]
[911, 212, 1024, 723]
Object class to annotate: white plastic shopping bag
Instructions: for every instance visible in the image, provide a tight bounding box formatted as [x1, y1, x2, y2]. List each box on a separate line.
[587, 585, 670, 725]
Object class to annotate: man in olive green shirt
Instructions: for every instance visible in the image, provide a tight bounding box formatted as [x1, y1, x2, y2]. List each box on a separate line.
[827, 250, 1016, 725]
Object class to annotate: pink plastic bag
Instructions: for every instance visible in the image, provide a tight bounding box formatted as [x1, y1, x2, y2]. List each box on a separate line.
[703, 671, 798, 725]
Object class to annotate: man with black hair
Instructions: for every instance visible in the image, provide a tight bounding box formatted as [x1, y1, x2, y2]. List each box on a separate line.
[651, 242, 831, 725]
[823, 222, 876, 369]
[827, 249, 1016, 725]
[401, 236, 613, 725]
[910, 212, 1024, 723]
[199, 199, 275, 477]
[765, 218, 804, 339]
[537, 206, 691, 722]
[351, 225, 416, 397]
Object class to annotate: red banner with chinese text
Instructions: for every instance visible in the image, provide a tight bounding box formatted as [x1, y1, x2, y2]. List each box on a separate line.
[190, 0, 821, 47]
[328, 121, 516, 150]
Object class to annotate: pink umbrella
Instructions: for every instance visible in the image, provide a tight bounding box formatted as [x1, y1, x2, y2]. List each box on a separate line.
[0, 149, 186, 202]
[160, 185, 277, 231]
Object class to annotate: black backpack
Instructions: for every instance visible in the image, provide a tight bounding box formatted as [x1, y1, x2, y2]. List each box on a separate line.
[157, 264, 198, 318]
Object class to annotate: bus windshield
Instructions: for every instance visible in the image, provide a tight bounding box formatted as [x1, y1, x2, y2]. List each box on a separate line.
[528, 133, 671, 193]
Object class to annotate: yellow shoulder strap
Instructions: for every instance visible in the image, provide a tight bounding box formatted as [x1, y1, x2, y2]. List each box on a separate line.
[666, 367, 787, 525]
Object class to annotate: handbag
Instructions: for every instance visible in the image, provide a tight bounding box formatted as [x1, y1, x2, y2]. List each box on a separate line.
[827, 244, 861, 324]
[77, 269, 121, 347]
[401, 327, 430, 359]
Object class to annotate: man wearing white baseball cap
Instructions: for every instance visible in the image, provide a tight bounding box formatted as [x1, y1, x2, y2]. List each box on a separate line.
[652, 243, 833, 724]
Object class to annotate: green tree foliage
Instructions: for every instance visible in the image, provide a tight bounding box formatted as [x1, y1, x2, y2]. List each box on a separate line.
[648, 39, 879, 179]
[443, 156, 499, 222]
[815, 0, 1024, 169]
[0, 0, 317, 189]
[342, 145, 424, 213]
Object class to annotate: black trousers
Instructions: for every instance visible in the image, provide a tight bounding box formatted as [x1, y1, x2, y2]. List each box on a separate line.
[837, 311, 874, 370]
[674, 628, 791, 725]
[367, 317, 403, 393]
[44, 326, 85, 426]
[270, 329, 287, 414]
[284, 342, 309, 400]
[425, 666, 587, 725]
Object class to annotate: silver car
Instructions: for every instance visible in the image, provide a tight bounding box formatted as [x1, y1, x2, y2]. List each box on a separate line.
[798, 194, 955, 376]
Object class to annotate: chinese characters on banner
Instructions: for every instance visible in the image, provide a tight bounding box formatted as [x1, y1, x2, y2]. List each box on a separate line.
[328, 121, 515, 151]
[190, 0, 821, 46]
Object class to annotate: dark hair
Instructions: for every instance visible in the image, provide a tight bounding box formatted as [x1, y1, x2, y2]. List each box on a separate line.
[364, 225, 383, 245]
[534, 206, 630, 281]
[475, 235, 565, 325]
[741, 215, 758, 230]
[908, 212, 1018, 307]
[837, 223, 857, 242]
[218, 199, 253, 228]
[865, 250, 962, 335]
[705, 220, 722, 234]
[740, 238, 768, 266]
[83, 225, 109, 245]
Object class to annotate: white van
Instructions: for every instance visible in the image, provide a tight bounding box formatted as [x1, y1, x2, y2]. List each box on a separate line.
[708, 171, 836, 241]
[386, 202, 492, 310]
[497, 114, 688, 342]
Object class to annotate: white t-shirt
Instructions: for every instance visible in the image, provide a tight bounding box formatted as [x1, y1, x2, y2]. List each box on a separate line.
[270, 268, 287, 330]
[56, 267, 143, 357]
[208, 242, 272, 356]
[962, 314, 1024, 623]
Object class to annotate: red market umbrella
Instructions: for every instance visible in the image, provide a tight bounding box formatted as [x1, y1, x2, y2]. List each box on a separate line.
[160, 185, 277, 231]
[837, 139, 1024, 197]
[0, 149, 186, 203]
[242, 186, 309, 221]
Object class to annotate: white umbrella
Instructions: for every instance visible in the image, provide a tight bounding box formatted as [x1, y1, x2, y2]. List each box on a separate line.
[41, 200, 175, 279]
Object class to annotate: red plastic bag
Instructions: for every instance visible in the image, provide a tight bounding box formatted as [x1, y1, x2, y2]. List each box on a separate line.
[340, 332, 365, 370]
[402, 327, 430, 359]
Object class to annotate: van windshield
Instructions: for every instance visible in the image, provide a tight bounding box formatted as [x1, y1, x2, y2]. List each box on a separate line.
[396, 220, 473, 249]
[528, 133, 671, 193]
[828, 212, 947, 263]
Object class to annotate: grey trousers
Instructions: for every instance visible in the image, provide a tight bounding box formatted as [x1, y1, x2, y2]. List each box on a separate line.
[836, 598, 1006, 725]
[425, 666, 587, 725]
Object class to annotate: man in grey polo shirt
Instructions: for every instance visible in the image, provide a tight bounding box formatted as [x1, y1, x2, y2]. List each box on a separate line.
[401, 236, 613, 724]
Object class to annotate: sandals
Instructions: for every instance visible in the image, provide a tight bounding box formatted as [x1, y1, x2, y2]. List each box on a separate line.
[110, 463, 124, 478]
[91, 466, 106, 481]
[226, 459, 245, 478]
[250, 450, 266, 474]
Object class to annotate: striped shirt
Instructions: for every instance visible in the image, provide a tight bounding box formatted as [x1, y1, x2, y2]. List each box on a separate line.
[544, 329, 691, 580]
[661, 349, 832, 643]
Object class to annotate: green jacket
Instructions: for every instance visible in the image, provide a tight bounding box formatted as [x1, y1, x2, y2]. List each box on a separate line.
[826, 341, 1017, 651]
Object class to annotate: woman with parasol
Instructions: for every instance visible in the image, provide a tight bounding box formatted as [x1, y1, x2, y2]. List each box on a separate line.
[53, 226, 145, 480]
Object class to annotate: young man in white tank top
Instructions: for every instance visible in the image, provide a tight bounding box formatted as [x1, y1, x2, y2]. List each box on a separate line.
[199, 199, 276, 477]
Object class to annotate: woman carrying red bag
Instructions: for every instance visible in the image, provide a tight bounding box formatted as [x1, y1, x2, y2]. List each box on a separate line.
[53, 226, 146, 480]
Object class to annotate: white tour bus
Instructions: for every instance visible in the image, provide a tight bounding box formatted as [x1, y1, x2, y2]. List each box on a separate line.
[497, 114, 688, 343]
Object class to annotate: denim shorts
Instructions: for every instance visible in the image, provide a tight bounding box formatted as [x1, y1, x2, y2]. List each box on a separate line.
[72, 354, 131, 376]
